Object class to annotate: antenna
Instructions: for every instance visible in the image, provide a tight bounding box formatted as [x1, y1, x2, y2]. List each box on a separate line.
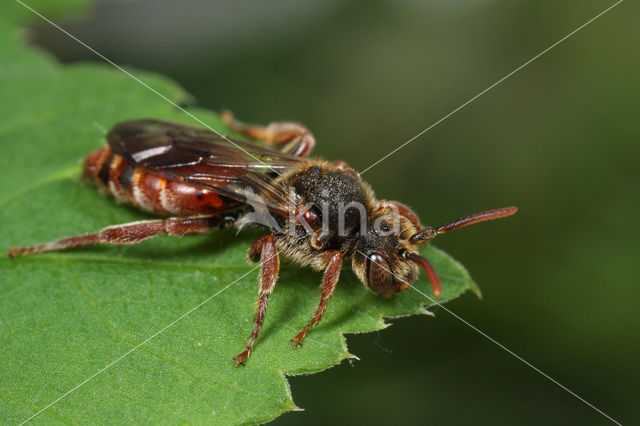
[410, 206, 517, 244]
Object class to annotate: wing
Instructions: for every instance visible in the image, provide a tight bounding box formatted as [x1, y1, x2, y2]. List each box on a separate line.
[107, 119, 304, 218]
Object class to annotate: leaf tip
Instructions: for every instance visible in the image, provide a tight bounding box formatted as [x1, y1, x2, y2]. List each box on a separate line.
[284, 398, 302, 412]
[470, 280, 483, 299]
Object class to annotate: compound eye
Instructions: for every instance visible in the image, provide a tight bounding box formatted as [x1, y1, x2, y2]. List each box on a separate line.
[302, 206, 322, 229]
[367, 252, 395, 297]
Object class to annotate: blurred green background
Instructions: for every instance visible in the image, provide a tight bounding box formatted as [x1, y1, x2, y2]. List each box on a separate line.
[30, 0, 639, 424]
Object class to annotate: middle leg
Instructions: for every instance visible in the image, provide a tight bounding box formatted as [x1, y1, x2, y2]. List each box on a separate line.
[221, 110, 315, 158]
[234, 235, 280, 366]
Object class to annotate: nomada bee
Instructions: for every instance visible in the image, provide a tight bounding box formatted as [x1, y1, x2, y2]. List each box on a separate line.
[9, 112, 517, 365]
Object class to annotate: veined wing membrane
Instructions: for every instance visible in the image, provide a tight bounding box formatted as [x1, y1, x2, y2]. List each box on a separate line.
[107, 119, 303, 218]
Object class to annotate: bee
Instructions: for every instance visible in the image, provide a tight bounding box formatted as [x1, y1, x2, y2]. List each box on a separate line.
[8, 112, 517, 365]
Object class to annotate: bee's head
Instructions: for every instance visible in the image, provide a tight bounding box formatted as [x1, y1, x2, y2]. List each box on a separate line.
[352, 208, 424, 298]
[352, 204, 518, 298]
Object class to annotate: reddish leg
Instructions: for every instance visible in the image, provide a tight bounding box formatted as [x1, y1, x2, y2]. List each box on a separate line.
[292, 250, 343, 347]
[7, 215, 235, 257]
[377, 200, 423, 229]
[234, 235, 280, 366]
[221, 110, 315, 158]
[331, 160, 358, 177]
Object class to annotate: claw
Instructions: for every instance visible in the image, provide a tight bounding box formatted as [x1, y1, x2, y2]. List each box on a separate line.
[233, 349, 250, 366]
[291, 331, 306, 348]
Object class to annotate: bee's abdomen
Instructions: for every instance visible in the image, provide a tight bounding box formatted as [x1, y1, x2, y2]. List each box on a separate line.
[84, 146, 238, 216]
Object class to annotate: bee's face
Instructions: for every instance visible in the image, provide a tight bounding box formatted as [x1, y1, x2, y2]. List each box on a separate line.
[352, 211, 420, 298]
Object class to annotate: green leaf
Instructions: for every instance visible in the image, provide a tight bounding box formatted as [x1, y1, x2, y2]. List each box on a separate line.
[0, 2, 478, 424]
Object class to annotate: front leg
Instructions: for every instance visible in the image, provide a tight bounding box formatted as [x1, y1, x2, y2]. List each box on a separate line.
[376, 200, 423, 229]
[234, 235, 280, 366]
[292, 250, 343, 347]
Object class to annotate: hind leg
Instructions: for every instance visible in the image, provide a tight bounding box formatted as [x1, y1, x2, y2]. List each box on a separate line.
[221, 110, 315, 158]
[7, 215, 236, 257]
